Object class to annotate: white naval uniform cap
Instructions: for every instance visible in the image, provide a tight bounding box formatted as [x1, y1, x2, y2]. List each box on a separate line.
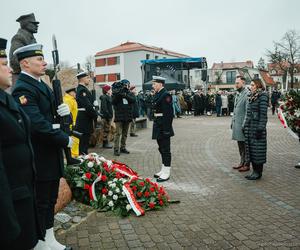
[13, 43, 44, 61]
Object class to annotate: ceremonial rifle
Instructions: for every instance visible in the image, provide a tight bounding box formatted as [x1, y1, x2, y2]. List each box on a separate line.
[52, 35, 81, 165]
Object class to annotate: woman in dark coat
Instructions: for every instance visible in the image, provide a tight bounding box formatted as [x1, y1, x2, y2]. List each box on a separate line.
[242, 79, 269, 180]
[0, 38, 42, 250]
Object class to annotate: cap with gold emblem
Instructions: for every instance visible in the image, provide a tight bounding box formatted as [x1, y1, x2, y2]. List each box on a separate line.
[152, 76, 166, 84]
[76, 71, 89, 80]
[0, 38, 7, 58]
[13, 43, 44, 61]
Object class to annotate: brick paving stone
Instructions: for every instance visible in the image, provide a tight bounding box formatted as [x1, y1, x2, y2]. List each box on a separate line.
[55, 114, 300, 249]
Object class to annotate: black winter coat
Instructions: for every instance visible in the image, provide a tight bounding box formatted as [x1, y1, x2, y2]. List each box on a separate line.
[100, 94, 113, 120]
[76, 84, 98, 134]
[152, 88, 174, 139]
[0, 89, 42, 249]
[243, 91, 269, 165]
[215, 94, 222, 107]
[132, 95, 140, 119]
[12, 73, 69, 181]
[112, 89, 136, 122]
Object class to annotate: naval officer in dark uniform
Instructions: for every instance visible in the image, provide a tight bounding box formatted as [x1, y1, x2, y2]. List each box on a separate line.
[0, 38, 42, 250]
[12, 44, 73, 250]
[75, 71, 98, 154]
[152, 76, 174, 182]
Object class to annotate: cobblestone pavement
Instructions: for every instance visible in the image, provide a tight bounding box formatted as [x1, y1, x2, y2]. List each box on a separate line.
[57, 112, 300, 250]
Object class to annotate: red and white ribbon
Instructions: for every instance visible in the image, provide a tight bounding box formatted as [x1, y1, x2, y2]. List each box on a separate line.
[122, 183, 145, 216]
[278, 108, 288, 128]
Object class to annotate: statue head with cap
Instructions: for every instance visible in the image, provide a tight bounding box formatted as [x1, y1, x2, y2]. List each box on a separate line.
[76, 71, 91, 86]
[13, 43, 47, 80]
[16, 13, 39, 34]
[152, 75, 166, 93]
[0, 38, 12, 90]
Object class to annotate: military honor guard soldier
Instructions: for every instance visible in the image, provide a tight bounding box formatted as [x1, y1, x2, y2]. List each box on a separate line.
[12, 44, 73, 250]
[151, 76, 174, 182]
[75, 71, 98, 154]
[0, 38, 43, 250]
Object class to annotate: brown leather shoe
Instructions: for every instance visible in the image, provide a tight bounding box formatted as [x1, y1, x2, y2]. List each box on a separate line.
[238, 165, 250, 172]
[233, 164, 243, 170]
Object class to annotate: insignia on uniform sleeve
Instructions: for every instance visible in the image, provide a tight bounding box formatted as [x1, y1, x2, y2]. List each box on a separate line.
[19, 95, 28, 105]
[82, 92, 86, 96]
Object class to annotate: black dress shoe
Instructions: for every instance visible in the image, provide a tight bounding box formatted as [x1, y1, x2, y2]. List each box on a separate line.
[120, 148, 130, 154]
[153, 173, 160, 178]
[130, 133, 138, 137]
[295, 164, 300, 169]
[114, 150, 120, 156]
[64, 246, 73, 250]
[245, 172, 262, 180]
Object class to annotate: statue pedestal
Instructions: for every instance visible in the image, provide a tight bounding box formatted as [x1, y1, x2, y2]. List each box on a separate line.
[55, 178, 72, 214]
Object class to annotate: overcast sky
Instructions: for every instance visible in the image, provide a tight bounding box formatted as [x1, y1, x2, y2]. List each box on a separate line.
[1, 0, 299, 69]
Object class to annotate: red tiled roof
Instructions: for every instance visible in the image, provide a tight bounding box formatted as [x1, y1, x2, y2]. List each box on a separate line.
[211, 61, 254, 70]
[259, 70, 275, 86]
[95, 41, 189, 58]
[268, 63, 300, 76]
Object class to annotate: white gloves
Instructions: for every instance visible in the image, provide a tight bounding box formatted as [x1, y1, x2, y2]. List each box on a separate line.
[67, 137, 73, 148]
[93, 100, 99, 107]
[57, 103, 70, 117]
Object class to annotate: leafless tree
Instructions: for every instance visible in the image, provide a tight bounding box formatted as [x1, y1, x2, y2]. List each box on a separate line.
[267, 30, 300, 88]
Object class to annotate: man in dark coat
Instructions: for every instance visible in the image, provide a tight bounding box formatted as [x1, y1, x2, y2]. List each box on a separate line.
[271, 88, 281, 115]
[0, 38, 42, 250]
[75, 71, 98, 154]
[112, 79, 136, 156]
[152, 76, 174, 182]
[12, 44, 73, 250]
[215, 91, 222, 116]
[100, 84, 113, 148]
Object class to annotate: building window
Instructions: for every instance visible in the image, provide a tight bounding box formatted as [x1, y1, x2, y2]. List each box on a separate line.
[107, 57, 118, 66]
[178, 74, 182, 82]
[146, 54, 150, 60]
[184, 75, 188, 83]
[226, 71, 236, 84]
[96, 74, 106, 82]
[116, 56, 120, 64]
[116, 73, 121, 80]
[95, 58, 106, 67]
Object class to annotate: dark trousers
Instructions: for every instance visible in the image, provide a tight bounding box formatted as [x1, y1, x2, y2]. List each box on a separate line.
[237, 141, 249, 166]
[36, 180, 60, 235]
[79, 133, 90, 154]
[157, 137, 171, 166]
[216, 105, 222, 116]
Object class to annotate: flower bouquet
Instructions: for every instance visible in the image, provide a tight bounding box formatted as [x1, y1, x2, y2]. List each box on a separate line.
[278, 89, 300, 139]
[64, 153, 169, 217]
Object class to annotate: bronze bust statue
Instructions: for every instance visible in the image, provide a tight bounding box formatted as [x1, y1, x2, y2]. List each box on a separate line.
[9, 13, 39, 74]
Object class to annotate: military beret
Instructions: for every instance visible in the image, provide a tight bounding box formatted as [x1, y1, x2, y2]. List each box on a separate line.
[13, 43, 44, 61]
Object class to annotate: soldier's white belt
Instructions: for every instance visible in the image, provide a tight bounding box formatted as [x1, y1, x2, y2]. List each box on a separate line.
[154, 113, 163, 117]
[78, 108, 86, 111]
[52, 124, 60, 129]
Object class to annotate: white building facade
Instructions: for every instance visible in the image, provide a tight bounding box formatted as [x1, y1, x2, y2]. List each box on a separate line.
[94, 42, 188, 91]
